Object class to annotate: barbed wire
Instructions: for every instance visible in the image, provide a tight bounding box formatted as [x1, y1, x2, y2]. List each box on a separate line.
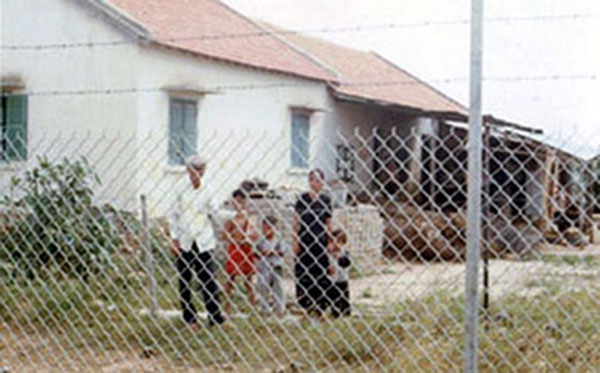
[1, 74, 596, 98]
[2, 13, 599, 51]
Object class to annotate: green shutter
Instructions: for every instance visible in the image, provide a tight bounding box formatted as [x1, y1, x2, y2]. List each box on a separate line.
[291, 112, 309, 168]
[182, 101, 197, 158]
[168, 99, 184, 165]
[168, 98, 197, 165]
[5, 95, 28, 161]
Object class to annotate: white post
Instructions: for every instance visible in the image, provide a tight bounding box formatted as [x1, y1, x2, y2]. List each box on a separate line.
[141, 194, 158, 319]
[465, 0, 484, 372]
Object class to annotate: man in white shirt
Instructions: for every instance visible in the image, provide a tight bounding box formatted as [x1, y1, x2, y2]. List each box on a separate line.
[169, 155, 225, 329]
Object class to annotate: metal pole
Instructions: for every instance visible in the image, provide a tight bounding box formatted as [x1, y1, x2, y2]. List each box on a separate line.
[483, 127, 490, 329]
[141, 194, 158, 319]
[465, 0, 484, 372]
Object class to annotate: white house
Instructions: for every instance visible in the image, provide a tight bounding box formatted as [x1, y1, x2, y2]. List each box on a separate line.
[1, 0, 469, 215]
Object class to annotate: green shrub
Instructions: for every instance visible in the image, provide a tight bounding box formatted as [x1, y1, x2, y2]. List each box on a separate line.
[593, 159, 600, 212]
[0, 156, 122, 280]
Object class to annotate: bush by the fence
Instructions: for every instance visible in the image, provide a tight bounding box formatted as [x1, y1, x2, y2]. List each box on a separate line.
[0, 156, 121, 280]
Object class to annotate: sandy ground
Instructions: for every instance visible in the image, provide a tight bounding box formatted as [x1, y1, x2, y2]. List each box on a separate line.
[2, 246, 598, 372]
[280, 245, 600, 309]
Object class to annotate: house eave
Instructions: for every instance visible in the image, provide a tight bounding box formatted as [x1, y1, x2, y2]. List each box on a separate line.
[483, 115, 543, 135]
[331, 89, 548, 137]
[330, 89, 469, 121]
[81, 0, 152, 41]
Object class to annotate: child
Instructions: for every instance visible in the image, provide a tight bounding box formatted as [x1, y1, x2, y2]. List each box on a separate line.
[222, 189, 257, 315]
[256, 216, 285, 316]
[328, 229, 351, 318]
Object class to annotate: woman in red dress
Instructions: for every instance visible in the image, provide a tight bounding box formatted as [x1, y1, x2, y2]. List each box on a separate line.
[223, 189, 257, 314]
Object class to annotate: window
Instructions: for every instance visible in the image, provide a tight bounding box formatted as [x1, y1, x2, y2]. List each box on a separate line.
[168, 98, 197, 165]
[291, 111, 310, 169]
[336, 144, 355, 182]
[0, 94, 28, 162]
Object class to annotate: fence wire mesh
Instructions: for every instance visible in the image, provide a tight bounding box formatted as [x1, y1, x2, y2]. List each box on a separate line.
[0, 125, 598, 372]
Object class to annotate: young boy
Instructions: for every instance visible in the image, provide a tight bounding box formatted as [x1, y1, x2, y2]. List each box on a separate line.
[256, 216, 285, 316]
[328, 229, 351, 318]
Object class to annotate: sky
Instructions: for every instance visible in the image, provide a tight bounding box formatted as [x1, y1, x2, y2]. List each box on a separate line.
[224, 0, 600, 158]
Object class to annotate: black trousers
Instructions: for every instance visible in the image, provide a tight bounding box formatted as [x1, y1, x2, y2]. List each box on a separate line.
[177, 243, 222, 325]
[296, 273, 331, 313]
[295, 243, 330, 313]
[328, 281, 351, 318]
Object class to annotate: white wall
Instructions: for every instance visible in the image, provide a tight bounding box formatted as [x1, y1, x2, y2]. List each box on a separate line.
[320, 98, 420, 196]
[1, 0, 141, 135]
[129, 45, 333, 216]
[5, 0, 428, 217]
[1, 0, 341, 216]
[1, 0, 141, 205]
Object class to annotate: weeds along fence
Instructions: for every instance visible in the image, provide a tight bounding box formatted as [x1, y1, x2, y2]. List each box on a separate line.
[0, 126, 598, 372]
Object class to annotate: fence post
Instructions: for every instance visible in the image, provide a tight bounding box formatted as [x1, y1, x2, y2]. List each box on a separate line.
[465, 0, 484, 372]
[141, 194, 158, 319]
[482, 127, 491, 329]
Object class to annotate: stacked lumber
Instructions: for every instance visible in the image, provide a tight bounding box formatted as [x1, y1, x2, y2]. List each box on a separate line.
[381, 203, 467, 262]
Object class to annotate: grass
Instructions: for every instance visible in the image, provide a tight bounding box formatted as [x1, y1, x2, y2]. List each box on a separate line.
[540, 253, 600, 267]
[361, 287, 374, 299]
[2, 272, 599, 372]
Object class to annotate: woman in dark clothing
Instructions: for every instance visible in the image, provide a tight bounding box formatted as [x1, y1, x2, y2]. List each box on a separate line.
[293, 169, 333, 317]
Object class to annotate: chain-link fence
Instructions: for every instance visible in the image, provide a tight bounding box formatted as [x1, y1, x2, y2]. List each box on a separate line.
[0, 126, 598, 372]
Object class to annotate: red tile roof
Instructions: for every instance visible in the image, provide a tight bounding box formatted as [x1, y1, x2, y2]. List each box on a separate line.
[106, 0, 466, 115]
[108, 0, 335, 81]
[262, 24, 467, 114]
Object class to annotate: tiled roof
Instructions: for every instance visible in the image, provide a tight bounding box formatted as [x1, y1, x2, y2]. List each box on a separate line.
[108, 0, 335, 81]
[262, 24, 467, 114]
[106, 0, 466, 114]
